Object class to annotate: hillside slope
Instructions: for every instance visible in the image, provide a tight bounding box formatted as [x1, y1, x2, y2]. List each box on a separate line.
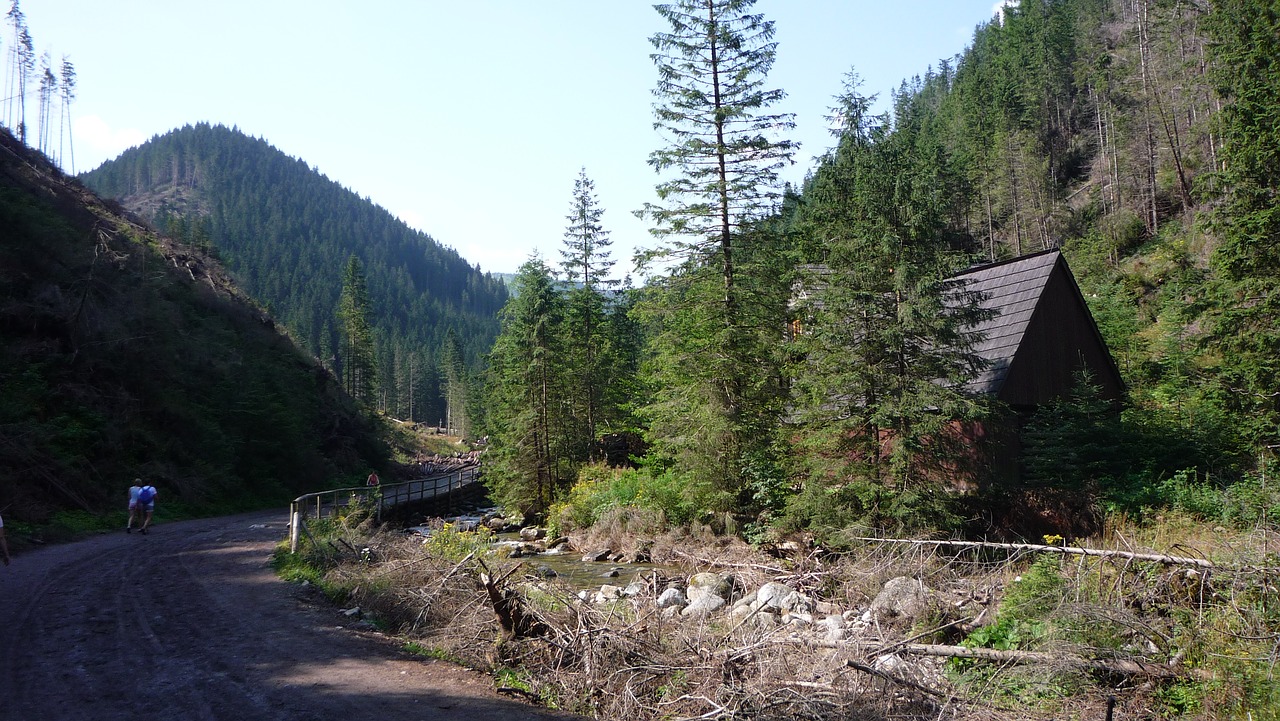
[80, 123, 507, 424]
[0, 127, 386, 523]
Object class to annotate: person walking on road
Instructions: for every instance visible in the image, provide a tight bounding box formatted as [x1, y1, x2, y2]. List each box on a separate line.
[126, 479, 142, 533]
[135, 483, 157, 534]
[0, 512, 11, 565]
[366, 470, 380, 487]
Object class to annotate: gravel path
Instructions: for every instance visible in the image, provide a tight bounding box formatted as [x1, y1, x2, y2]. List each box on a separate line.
[0, 510, 577, 721]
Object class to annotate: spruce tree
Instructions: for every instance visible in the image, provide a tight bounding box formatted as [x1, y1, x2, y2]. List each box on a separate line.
[1204, 0, 1280, 447]
[440, 329, 469, 438]
[338, 255, 376, 404]
[636, 0, 795, 511]
[559, 169, 617, 454]
[485, 257, 572, 515]
[791, 75, 991, 532]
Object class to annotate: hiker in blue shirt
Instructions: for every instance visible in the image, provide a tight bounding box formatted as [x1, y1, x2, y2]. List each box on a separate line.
[135, 483, 157, 535]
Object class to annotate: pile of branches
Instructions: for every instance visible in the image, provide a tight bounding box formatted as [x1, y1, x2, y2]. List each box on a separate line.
[319, 525, 1279, 721]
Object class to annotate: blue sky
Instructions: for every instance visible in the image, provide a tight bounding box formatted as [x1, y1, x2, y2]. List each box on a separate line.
[20, 1, 1009, 278]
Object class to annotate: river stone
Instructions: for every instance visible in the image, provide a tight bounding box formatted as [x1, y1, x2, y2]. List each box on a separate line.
[519, 526, 546, 541]
[781, 590, 814, 614]
[623, 582, 645, 597]
[680, 593, 726, 618]
[656, 587, 687, 609]
[593, 585, 624, 604]
[728, 604, 754, 626]
[628, 546, 652, 563]
[755, 582, 795, 610]
[582, 549, 612, 562]
[784, 612, 813, 627]
[870, 576, 930, 624]
[686, 572, 731, 602]
[820, 614, 846, 640]
[815, 600, 842, 615]
[732, 589, 758, 609]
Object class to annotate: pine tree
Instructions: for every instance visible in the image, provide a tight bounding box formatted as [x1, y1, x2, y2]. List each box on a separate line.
[58, 55, 74, 172]
[337, 255, 376, 404]
[559, 169, 617, 453]
[485, 257, 571, 516]
[636, 0, 796, 510]
[1204, 0, 1280, 446]
[440, 329, 469, 438]
[791, 74, 991, 531]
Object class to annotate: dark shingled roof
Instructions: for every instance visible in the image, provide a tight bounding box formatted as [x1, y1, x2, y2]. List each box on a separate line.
[953, 250, 1062, 396]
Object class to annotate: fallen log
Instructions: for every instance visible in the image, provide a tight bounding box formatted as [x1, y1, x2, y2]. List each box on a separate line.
[847, 536, 1216, 569]
[778, 637, 1211, 681]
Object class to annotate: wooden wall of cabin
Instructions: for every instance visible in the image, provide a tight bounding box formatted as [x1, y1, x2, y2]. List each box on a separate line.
[997, 264, 1125, 407]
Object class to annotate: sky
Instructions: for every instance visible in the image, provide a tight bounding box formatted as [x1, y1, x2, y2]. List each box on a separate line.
[18, 1, 1010, 279]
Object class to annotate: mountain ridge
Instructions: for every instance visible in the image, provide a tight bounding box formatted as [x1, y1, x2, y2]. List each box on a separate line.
[0, 125, 388, 523]
[80, 123, 507, 423]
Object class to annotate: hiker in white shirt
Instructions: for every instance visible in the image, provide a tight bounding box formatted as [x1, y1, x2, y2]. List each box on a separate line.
[126, 480, 142, 533]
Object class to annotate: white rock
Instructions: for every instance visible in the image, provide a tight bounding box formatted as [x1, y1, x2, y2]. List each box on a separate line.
[686, 572, 731, 602]
[755, 582, 794, 609]
[781, 590, 814, 614]
[870, 577, 930, 624]
[680, 594, 726, 618]
[656, 587, 688, 609]
[729, 604, 754, 625]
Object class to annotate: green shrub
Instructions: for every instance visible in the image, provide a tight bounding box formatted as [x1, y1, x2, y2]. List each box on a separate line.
[421, 523, 494, 562]
[960, 556, 1064, 658]
[548, 464, 697, 535]
[1142, 465, 1280, 530]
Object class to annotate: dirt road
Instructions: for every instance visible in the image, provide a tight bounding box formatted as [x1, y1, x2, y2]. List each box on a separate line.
[0, 510, 576, 721]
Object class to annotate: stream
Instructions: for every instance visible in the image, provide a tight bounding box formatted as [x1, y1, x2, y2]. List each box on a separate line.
[407, 508, 676, 592]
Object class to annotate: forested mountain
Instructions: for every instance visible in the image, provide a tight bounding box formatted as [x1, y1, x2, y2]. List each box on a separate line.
[80, 123, 508, 426]
[0, 126, 387, 522]
[781, 0, 1278, 515]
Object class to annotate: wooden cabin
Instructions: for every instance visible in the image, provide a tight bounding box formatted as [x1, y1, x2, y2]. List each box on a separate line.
[953, 250, 1124, 537]
[792, 250, 1124, 534]
[957, 249, 1123, 410]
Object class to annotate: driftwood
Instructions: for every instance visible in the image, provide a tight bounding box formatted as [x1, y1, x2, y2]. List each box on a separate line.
[843, 661, 1020, 713]
[847, 536, 1217, 569]
[477, 559, 548, 640]
[780, 637, 1211, 680]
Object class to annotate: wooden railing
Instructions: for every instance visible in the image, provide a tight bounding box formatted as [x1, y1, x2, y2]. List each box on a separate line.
[288, 465, 480, 553]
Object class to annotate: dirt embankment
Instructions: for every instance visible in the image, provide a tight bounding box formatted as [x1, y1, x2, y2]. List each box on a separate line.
[0, 511, 579, 721]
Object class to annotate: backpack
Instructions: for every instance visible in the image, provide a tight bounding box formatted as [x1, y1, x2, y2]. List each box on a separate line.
[137, 486, 155, 505]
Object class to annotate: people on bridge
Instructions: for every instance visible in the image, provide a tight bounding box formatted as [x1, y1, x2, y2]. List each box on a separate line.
[366, 470, 380, 487]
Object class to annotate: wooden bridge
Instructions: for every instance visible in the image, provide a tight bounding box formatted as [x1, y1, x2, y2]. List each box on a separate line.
[288, 465, 482, 552]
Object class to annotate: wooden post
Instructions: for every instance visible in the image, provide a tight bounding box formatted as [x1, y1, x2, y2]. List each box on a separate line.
[290, 502, 301, 554]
